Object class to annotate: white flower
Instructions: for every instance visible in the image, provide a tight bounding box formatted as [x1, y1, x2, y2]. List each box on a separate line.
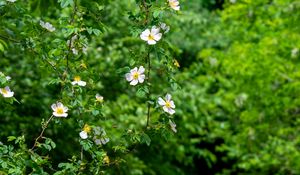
[0, 86, 14, 98]
[5, 76, 11, 81]
[93, 127, 109, 145]
[51, 102, 68, 117]
[159, 23, 170, 33]
[169, 120, 177, 133]
[94, 138, 110, 145]
[96, 94, 104, 102]
[79, 131, 88, 139]
[39, 20, 56, 32]
[291, 48, 299, 58]
[158, 94, 176, 115]
[125, 66, 145, 86]
[168, 0, 180, 11]
[71, 76, 86, 86]
[72, 48, 78, 55]
[6, 0, 17, 2]
[140, 26, 162, 45]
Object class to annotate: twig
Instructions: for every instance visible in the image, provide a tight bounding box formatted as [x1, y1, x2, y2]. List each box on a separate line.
[30, 115, 54, 150]
[0, 34, 20, 43]
[146, 49, 151, 127]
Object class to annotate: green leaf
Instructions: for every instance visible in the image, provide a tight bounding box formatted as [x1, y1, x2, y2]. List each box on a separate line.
[58, 0, 73, 8]
[140, 133, 151, 146]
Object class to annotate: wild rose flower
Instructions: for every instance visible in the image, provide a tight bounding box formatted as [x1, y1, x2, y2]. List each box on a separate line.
[0, 86, 14, 98]
[93, 127, 109, 145]
[125, 66, 145, 86]
[158, 94, 176, 115]
[168, 0, 180, 11]
[40, 20, 56, 32]
[159, 23, 170, 33]
[140, 26, 162, 45]
[80, 124, 92, 139]
[169, 120, 177, 133]
[51, 102, 68, 117]
[96, 94, 104, 103]
[71, 76, 86, 86]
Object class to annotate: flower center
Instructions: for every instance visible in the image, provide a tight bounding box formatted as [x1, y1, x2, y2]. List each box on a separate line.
[56, 107, 64, 114]
[165, 101, 171, 108]
[1, 88, 8, 95]
[148, 34, 155, 41]
[133, 72, 139, 79]
[83, 124, 91, 133]
[169, 2, 176, 7]
[74, 76, 81, 82]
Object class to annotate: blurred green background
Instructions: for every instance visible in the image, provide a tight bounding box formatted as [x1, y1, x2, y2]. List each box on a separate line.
[1, 0, 300, 174]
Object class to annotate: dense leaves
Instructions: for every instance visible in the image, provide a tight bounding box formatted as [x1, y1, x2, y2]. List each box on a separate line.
[1, 0, 300, 174]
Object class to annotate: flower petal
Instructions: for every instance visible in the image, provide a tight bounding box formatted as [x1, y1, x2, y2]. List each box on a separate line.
[170, 100, 175, 108]
[130, 79, 139, 86]
[158, 97, 166, 106]
[138, 74, 145, 83]
[168, 108, 175, 115]
[80, 131, 88, 139]
[51, 104, 57, 111]
[130, 67, 138, 73]
[153, 33, 162, 41]
[147, 39, 156, 45]
[125, 73, 133, 81]
[151, 26, 160, 34]
[165, 94, 172, 101]
[78, 81, 86, 86]
[163, 106, 169, 113]
[140, 29, 150, 41]
[138, 66, 145, 74]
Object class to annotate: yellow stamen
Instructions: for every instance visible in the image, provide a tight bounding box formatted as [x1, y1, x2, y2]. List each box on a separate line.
[165, 101, 171, 108]
[83, 124, 91, 133]
[74, 76, 81, 82]
[133, 72, 139, 80]
[148, 34, 155, 41]
[56, 107, 64, 115]
[174, 59, 180, 67]
[1, 88, 7, 95]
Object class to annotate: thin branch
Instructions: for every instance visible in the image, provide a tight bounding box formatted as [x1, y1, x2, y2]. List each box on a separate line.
[30, 115, 54, 150]
[146, 49, 151, 127]
[0, 34, 20, 43]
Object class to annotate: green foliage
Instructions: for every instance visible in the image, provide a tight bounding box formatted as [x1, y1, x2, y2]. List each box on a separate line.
[1, 0, 300, 174]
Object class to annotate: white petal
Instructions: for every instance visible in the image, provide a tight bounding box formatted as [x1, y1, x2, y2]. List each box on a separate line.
[57, 102, 63, 108]
[147, 39, 156, 45]
[138, 74, 145, 83]
[71, 81, 77, 85]
[130, 67, 138, 73]
[80, 131, 88, 139]
[168, 108, 175, 115]
[53, 112, 68, 117]
[140, 29, 150, 41]
[51, 104, 57, 111]
[165, 94, 172, 101]
[63, 106, 68, 112]
[125, 73, 133, 81]
[5, 86, 10, 92]
[153, 33, 162, 41]
[151, 26, 160, 34]
[3, 92, 14, 98]
[130, 79, 139, 86]
[170, 100, 175, 108]
[138, 66, 145, 74]
[158, 97, 166, 106]
[78, 81, 86, 86]
[173, 6, 180, 10]
[163, 106, 169, 113]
